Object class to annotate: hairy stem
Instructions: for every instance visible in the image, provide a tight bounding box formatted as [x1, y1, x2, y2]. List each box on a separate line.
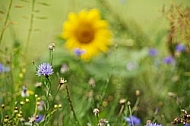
[65, 84, 80, 126]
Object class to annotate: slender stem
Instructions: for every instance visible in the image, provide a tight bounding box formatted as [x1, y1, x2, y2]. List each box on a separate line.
[0, 0, 13, 45]
[34, 97, 38, 116]
[49, 50, 53, 66]
[128, 102, 134, 126]
[65, 84, 80, 126]
[132, 97, 140, 113]
[25, 0, 36, 54]
[118, 105, 125, 116]
[46, 77, 52, 98]
[52, 85, 61, 103]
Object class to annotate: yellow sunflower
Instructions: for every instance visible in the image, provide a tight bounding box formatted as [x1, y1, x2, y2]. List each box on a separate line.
[61, 9, 112, 60]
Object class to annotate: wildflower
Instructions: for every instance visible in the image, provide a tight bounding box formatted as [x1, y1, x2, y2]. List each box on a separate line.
[0, 63, 10, 73]
[148, 48, 158, 56]
[119, 99, 126, 104]
[175, 44, 185, 52]
[98, 118, 109, 126]
[61, 9, 112, 60]
[25, 98, 30, 103]
[1, 104, 5, 109]
[93, 108, 99, 117]
[35, 115, 44, 123]
[21, 86, 34, 97]
[135, 90, 141, 96]
[37, 101, 45, 111]
[163, 56, 175, 64]
[88, 77, 95, 88]
[37, 63, 53, 77]
[74, 48, 86, 56]
[60, 64, 69, 73]
[124, 116, 141, 126]
[146, 123, 162, 126]
[126, 62, 137, 71]
[21, 86, 29, 97]
[59, 77, 67, 85]
[48, 43, 55, 51]
[35, 82, 42, 88]
[29, 116, 36, 123]
[185, 123, 190, 126]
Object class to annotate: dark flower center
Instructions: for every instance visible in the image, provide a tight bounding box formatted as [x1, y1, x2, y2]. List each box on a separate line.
[75, 22, 95, 43]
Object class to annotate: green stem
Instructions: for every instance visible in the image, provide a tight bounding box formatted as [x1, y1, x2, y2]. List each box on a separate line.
[52, 85, 61, 104]
[132, 97, 140, 113]
[65, 84, 80, 126]
[0, 0, 13, 45]
[49, 50, 53, 66]
[128, 102, 134, 126]
[45, 77, 52, 98]
[25, 0, 36, 55]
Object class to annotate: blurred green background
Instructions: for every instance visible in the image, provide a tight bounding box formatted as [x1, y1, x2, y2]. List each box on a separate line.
[0, 0, 189, 59]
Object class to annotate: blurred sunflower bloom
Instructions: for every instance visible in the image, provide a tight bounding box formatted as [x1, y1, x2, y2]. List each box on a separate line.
[61, 9, 112, 60]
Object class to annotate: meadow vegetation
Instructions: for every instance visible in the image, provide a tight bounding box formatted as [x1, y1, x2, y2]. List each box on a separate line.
[0, 0, 190, 126]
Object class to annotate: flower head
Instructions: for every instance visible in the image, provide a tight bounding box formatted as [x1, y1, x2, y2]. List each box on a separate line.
[185, 123, 190, 126]
[21, 86, 34, 97]
[37, 63, 53, 77]
[37, 101, 45, 111]
[148, 48, 158, 57]
[0, 63, 10, 73]
[146, 123, 162, 126]
[74, 48, 86, 56]
[35, 115, 44, 123]
[98, 118, 109, 126]
[21, 86, 29, 97]
[175, 44, 185, 52]
[163, 56, 175, 64]
[48, 43, 55, 51]
[124, 116, 141, 126]
[60, 64, 69, 73]
[61, 9, 112, 60]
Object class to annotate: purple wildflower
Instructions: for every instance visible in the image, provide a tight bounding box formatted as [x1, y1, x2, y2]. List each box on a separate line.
[35, 115, 44, 123]
[74, 48, 85, 56]
[185, 123, 190, 126]
[148, 48, 158, 56]
[163, 56, 175, 64]
[21, 86, 29, 97]
[175, 44, 185, 52]
[126, 62, 137, 71]
[37, 63, 53, 77]
[0, 63, 10, 73]
[146, 123, 162, 126]
[60, 64, 69, 73]
[124, 116, 141, 126]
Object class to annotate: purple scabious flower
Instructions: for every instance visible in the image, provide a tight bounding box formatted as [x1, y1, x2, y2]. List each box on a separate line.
[0, 63, 10, 73]
[146, 123, 162, 126]
[74, 48, 85, 56]
[163, 56, 175, 64]
[185, 123, 190, 126]
[35, 115, 44, 123]
[148, 48, 158, 57]
[175, 44, 185, 52]
[37, 63, 53, 77]
[124, 116, 141, 126]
